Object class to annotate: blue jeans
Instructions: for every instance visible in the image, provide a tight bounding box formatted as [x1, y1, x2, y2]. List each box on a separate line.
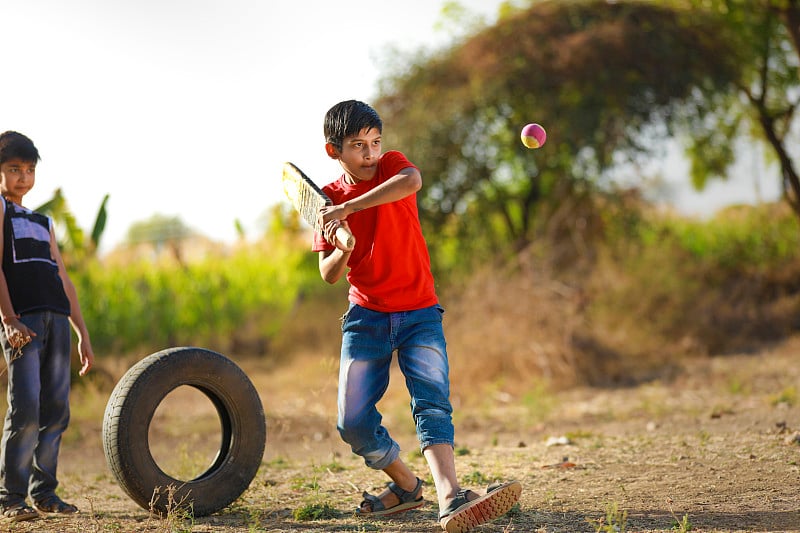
[0, 312, 71, 505]
[337, 303, 454, 470]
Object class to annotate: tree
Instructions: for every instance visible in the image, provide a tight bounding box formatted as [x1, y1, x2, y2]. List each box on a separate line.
[125, 214, 194, 264]
[683, 0, 800, 219]
[376, 0, 742, 265]
[36, 189, 109, 265]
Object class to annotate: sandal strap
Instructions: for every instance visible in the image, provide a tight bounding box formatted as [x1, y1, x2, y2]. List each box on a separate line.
[387, 477, 423, 503]
[2, 502, 35, 512]
[438, 481, 515, 520]
[486, 482, 504, 493]
[1, 502, 38, 521]
[359, 491, 385, 513]
[438, 488, 478, 520]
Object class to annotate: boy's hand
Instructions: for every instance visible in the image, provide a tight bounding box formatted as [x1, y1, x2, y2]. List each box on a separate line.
[77, 339, 94, 376]
[2, 316, 35, 349]
[318, 205, 355, 252]
[322, 219, 354, 252]
[318, 204, 349, 226]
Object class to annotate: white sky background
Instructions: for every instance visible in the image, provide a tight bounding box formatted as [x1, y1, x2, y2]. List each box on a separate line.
[4, 0, 782, 252]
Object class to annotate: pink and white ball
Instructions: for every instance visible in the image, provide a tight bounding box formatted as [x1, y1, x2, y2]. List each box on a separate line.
[520, 123, 547, 149]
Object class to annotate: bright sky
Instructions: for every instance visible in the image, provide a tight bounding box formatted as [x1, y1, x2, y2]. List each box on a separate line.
[5, 0, 781, 252]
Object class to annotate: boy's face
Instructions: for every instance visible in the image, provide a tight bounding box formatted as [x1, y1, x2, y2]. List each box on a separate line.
[0, 158, 36, 203]
[326, 127, 382, 183]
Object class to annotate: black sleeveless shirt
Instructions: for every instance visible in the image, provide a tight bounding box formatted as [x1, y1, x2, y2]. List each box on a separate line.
[2, 198, 70, 316]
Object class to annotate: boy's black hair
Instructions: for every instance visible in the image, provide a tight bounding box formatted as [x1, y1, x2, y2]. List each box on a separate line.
[324, 100, 383, 152]
[0, 131, 40, 165]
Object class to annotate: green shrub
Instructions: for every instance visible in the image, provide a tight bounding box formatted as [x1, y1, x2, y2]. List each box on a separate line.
[72, 237, 318, 357]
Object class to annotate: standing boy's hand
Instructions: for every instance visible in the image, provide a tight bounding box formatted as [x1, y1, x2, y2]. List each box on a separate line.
[76, 338, 94, 376]
[2, 316, 35, 350]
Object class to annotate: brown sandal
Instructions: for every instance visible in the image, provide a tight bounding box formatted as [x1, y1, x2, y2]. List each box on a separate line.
[1, 502, 39, 522]
[33, 495, 78, 515]
[356, 477, 424, 517]
[439, 480, 522, 533]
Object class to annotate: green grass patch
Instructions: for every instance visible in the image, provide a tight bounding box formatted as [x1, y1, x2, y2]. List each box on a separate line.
[292, 501, 338, 521]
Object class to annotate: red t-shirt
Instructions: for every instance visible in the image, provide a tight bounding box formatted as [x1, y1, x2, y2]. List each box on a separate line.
[312, 150, 438, 312]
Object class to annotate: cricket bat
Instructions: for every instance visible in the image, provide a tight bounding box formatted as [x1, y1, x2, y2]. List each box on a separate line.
[281, 162, 355, 249]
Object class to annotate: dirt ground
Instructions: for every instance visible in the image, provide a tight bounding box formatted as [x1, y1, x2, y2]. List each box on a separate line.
[2, 335, 799, 532]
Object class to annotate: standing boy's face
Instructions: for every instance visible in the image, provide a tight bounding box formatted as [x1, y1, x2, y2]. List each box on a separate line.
[326, 127, 382, 183]
[0, 158, 36, 203]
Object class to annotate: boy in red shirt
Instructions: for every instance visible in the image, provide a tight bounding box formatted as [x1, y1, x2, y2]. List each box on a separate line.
[313, 100, 521, 532]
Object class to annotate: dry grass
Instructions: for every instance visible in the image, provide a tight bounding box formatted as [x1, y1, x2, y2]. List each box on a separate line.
[0, 335, 792, 532]
[2, 230, 800, 531]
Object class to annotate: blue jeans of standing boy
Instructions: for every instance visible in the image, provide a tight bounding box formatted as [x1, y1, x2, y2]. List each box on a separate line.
[0, 312, 71, 505]
[337, 303, 454, 470]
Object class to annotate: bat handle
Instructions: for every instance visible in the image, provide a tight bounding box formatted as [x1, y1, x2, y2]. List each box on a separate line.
[335, 227, 355, 250]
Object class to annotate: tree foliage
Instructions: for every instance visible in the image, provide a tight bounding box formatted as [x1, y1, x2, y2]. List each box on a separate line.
[375, 0, 743, 267]
[683, 0, 800, 218]
[125, 214, 193, 245]
[35, 189, 84, 252]
[125, 214, 195, 264]
[35, 189, 109, 265]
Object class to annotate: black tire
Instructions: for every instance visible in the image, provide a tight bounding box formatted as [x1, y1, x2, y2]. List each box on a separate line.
[102, 347, 266, 517]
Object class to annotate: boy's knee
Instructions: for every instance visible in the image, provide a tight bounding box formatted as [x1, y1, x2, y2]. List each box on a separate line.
[412, 402, 453, 423]
[8, 401, 39, 423]
[9, 418, 39, 439]
[336, 417, 367, 446]
[337, 419, 398, 467]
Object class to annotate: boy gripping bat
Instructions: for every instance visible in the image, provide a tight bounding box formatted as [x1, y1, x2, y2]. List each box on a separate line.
[281, 162, 354, 250]
[311, 100, 521, 533]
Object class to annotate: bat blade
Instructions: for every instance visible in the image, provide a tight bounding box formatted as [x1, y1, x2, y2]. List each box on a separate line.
[281, 162, 355, 249]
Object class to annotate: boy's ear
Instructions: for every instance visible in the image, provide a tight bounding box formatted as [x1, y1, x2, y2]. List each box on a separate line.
[325, 143, 341, 160]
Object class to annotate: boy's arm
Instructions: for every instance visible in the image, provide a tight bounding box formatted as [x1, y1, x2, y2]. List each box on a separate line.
[50, 227, 94, 376]
[0, 204, 36, 347]
[318, 222, 353, 284]
[320, 166, 421, 224]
